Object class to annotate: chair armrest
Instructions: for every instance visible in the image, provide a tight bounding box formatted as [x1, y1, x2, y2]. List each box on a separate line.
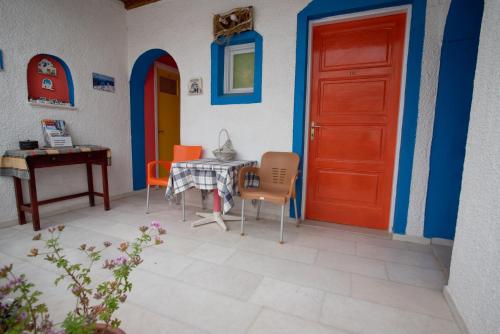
[287, 170, 299, 198]
[147, 160, 172, 180]
[238, 166, 260, 192]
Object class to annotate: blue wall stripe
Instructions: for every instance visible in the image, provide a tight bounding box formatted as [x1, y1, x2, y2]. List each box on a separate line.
[211, 31, 263, 105]
[423, 0, 483, 240]
[130, 49, 167, 190]
[291, 0, 427, 234]
[46, 54, 75, 106]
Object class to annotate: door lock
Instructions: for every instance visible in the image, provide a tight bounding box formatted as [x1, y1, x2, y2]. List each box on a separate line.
[310, 121, 321, 141]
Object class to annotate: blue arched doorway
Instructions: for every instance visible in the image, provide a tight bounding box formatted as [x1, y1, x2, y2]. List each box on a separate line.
[424, 0, 484, 239]
[129, 48, 168, 190]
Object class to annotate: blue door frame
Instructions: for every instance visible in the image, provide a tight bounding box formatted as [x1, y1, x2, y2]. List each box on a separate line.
[291, 0, 427, 235]
[423, 0, 483, 240]
[130, 49, 168, 190]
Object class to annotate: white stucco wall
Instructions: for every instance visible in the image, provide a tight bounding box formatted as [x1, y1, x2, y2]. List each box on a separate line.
[405, 0, 451, 237]
[0, 0, 454, 236]
[446, 1, 500, 333]
[126, 0, 307, 161]
[0, 0, 130, 226]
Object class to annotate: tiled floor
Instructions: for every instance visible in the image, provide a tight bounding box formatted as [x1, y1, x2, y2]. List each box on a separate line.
[0, 191, 460, 334]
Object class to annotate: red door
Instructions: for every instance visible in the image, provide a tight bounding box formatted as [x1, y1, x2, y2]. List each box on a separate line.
[305, 13, 406, 230]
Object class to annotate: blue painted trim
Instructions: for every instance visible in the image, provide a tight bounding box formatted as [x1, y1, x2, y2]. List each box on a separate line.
[43, 54, 75, 106]
[129, 49, 167, 190]
[424, 0, 483, 240]
[211, 31, 262, 105]
[290, 0, 427, 232]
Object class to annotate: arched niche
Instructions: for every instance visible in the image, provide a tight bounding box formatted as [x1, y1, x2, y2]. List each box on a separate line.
[27, 54, 75, 107]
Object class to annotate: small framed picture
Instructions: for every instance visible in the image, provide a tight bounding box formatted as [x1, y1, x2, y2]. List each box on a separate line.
[92, 72, 115, 93]
[0, 49, 4, 71]
[41, 78, 54, 90]
[188, 77, 203, 95]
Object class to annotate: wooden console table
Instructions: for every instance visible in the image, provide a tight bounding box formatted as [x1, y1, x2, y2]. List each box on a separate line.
[0, 145, 111, 231]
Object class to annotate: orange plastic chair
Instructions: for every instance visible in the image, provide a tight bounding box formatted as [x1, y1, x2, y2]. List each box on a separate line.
[238, 152, 300, 243]
[146, 145, 202, 213]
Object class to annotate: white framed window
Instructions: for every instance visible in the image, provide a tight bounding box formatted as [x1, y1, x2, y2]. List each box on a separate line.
[224, 42, 255, 94]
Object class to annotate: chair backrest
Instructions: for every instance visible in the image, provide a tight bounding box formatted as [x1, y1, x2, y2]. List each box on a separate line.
[173, 145, 202, 163]
[259, 152, 300, 193]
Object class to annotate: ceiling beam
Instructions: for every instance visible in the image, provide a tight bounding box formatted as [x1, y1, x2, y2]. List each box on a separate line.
[121, 0, 161, 10]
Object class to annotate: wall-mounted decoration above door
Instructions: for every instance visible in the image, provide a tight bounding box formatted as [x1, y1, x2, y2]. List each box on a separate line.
[213, 6, 253, 43]
[0, 49, 4, 71]
[92, 72, 115, 93]
[188, 77, 203, 95]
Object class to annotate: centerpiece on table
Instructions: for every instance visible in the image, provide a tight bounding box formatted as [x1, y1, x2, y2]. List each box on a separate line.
[0, 221, 166, 334]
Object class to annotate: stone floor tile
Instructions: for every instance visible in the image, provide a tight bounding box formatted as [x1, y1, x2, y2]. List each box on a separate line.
[321, 293, 460, 334]
[294, 232, 357, 255]
[352, 274, 453, 320]
[249, 277, 325, 321]
[129, 270, 261, 334]
[237, 236, 318, 264]
[248, 308, 348, 334]
[357, 243, 441, 269]
[225, 251, 351, 295]
[386, 262, 445, 290]
[315, 250, 388, 279]
[188, 242, 236, 264]
[178, 260, 263, 300]
[116, 302, 208, 334]
[140, 247, 195, 277]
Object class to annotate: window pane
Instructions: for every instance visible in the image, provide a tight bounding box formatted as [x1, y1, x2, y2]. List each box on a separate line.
[232, 52, 255, 89]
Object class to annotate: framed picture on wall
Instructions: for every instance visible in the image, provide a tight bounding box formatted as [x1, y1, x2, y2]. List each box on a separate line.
[188, 77, 203, 95]
[92, 72, 115, 93]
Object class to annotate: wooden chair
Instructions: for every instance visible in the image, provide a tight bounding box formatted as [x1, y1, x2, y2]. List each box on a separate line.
[238, 152, 300, 243]
[146, 145, 202, 214]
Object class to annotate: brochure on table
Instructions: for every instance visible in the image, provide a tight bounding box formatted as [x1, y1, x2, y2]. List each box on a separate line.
[41, 119, 73, 148]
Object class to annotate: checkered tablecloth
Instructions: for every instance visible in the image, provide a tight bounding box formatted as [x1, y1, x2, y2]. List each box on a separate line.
[166, 158, 258, 213]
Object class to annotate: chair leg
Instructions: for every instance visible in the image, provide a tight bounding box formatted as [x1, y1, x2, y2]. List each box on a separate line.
[279, 204, 285, 244]
[293, 197, 300, 227]
[240, 199, 245, 236]
[256, 200, 261, 220]
[146, 185, 150, 214]
[182, 191, 186, 222]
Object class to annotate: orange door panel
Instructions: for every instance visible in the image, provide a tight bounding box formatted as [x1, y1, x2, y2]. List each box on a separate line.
[306, 13, 406, 230]
[157, 68, 180, 178]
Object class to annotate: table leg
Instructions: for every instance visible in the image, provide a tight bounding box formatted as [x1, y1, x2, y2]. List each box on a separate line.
[192, 190, 226, 230]
[101, 162, 110, 210]
[13, 177, 26, 225]
[212, 190, 227, 231]
[28, 167, 40, 231]
[182, 191, 186, 222]
[86, 163, 95, 207]
[192, 190, 242, 231]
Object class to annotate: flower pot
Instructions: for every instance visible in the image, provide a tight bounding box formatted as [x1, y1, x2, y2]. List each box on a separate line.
[94, 324, 126, 334]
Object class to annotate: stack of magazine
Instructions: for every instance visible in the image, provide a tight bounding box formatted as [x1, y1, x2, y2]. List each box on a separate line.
[41, 119, 73, 148]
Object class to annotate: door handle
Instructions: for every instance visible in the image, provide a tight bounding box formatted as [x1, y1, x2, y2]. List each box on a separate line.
[310, 121, 321, 141]
[158, 130, 165, 134]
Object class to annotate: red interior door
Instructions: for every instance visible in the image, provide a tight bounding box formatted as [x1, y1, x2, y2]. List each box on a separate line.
[305, 13, 406, 230]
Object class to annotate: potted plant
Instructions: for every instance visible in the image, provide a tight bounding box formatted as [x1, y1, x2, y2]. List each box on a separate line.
[0, 221, 166, 334]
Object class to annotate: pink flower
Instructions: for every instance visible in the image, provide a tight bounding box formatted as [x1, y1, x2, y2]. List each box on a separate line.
[113, 255, 128, 266]
[150, 221, 161, 229]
